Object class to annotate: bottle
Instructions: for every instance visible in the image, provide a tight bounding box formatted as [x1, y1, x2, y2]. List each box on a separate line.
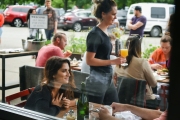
[77, 82, 89, 120]
[35, 32, 39, 41]
[40, 33, 43, 41]
[115, 39, 121, 56]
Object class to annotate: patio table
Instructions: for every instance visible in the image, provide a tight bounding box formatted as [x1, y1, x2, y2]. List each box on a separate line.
[0, 51, 38, 103]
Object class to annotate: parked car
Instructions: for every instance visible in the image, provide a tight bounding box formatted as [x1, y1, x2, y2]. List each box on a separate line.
[59, 10, 98, 32]
[126, 3, 175, 37]
[36, 6, 65, 25]
[3, 5, 33, 27]
[117, 9, 128, 27]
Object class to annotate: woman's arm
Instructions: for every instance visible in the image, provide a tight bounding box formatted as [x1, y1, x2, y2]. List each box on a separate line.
[111, 103, 162, 120]
[86, 52, 123, 66]
[143, 60, 157, 87]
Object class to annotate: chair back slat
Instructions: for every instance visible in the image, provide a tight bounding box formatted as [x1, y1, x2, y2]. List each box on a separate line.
[117, 76, 146, 107]
[6, 89, 30, 105]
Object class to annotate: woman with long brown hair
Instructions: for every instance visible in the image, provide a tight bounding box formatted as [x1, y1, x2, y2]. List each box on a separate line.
[114, 35, 157, 101]
[25, 56, 79, 116]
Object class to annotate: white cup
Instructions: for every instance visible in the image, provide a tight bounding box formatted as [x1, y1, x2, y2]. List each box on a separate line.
[104, 105, 113, 115]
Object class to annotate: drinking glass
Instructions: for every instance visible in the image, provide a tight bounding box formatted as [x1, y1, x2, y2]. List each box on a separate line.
[120, 40, 130, 66]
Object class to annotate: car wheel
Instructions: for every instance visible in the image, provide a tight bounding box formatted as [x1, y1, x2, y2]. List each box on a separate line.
[73, 22, 82, 32]
[150, 27, 161, 37]
[62, 28, 69, 31]
[13, 18, 23, 27]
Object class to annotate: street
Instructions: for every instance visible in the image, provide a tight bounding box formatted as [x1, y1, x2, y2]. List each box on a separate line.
[0, 25, 161, 101]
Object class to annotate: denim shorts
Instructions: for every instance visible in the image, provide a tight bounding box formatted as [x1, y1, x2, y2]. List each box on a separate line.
[0, 27, 2, 38]
[85, 69, 119, 105]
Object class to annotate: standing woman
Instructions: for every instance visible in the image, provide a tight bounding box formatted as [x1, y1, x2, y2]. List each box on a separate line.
[27, 8, 37, 39]
[85, 0, 125, 105]
[0, 13, 4, 44]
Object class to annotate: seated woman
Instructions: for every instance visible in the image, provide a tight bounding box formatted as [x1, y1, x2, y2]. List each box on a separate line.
[25, 56, 79, 116]
[148, 35, 172, 70]
[114, 35, 157, 100]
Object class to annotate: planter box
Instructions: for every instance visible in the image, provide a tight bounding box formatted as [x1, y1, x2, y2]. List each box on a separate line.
[70, 53, 81, 60]
[22, 39, 45, 51]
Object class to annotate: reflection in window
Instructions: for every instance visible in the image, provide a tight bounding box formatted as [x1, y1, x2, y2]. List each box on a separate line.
[151, 7, 165, 18]
[169, 7, 175, 15]
[129, 6, 135, 14]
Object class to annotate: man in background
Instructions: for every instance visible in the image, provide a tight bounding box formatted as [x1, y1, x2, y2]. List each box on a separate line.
[128, 6, 146, 42]
[36, 32, 72, 67]
[43, 0, 57, 40]
[0, 13, 4, 44]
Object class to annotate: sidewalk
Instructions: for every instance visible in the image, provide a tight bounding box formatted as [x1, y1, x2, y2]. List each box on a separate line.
[0, 56, 35, 102]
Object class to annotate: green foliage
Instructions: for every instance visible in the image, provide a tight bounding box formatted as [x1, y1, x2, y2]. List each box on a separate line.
[65, 33, 87, 54]
[142, 44, 159, 59]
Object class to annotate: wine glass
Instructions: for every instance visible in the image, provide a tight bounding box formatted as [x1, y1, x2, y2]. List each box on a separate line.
[120, 40, 130, 66]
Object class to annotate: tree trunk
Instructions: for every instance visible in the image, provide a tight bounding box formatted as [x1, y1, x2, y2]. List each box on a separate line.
[63, 0, 68, 12]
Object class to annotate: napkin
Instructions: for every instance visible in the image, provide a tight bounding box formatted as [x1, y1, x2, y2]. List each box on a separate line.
[114, 111, 142, 120]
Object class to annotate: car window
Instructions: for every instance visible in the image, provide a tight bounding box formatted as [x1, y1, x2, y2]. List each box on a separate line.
[20, 7, 31, 13]
[151, 7, 165, 18]
[12, 7, 20, 12]
[64, 12, 72, 16]
[76, 12, 89, 17]
[117, 10, 127, 17]
[3, 8, 9, 13]
[169, 7, 175, 15]
[129, 6, 135, 14]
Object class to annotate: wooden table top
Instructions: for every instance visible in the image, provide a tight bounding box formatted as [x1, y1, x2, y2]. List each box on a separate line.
[56, 102, 101, 118]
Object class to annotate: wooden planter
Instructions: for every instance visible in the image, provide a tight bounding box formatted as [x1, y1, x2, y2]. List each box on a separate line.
[70, 53, 81, 60]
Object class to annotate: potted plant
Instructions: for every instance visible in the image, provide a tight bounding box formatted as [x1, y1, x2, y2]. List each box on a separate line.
[142, 44, 159, 59]
[65, 33, 87, 60]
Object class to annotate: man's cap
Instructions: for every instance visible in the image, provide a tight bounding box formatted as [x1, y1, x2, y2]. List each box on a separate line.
[135, 6, 142, 12]
[45, 0, 51, 2]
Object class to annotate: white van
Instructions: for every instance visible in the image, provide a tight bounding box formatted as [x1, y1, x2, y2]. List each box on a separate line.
[126, 3, 175, 37]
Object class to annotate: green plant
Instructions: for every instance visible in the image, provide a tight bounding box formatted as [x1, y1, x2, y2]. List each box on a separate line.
[65, 33, 87, 54]
[142, 44, 159, 59]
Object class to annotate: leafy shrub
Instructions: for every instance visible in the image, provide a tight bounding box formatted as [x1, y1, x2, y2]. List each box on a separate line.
[65, 34, 87, 54]
[142, 44, 159, 59]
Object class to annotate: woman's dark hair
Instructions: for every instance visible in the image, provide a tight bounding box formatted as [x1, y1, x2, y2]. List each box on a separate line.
[92, 0, 117, 20]
[125, 35, 142, 67]
[27, 8, 36, 21]
[41, 56, 76, 99]
[160, 35, 172, 46]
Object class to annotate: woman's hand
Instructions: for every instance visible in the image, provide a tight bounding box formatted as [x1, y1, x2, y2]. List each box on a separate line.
[62, 97, 71, 109]
[151, 64, 163, 70]
[111, 57, 126, 65]
[52, 93, 63, 107]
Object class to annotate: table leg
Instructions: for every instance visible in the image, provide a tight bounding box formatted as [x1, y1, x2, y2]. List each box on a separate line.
[2, 57, 5, 103]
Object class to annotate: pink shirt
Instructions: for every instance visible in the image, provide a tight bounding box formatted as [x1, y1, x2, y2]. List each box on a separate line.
[36, 44, 64, 67]
[154, 111, 167, 120]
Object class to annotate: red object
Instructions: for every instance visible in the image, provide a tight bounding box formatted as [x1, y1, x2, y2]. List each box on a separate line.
[160, 85, 169, 110]
[35, 44, 64, 67]
[3, 5, 33, 27]
[5, 87, 35, 107]
[0, 13, 4, 26]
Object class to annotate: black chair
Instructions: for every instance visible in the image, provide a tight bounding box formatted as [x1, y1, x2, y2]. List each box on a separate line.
[72, 70, 89, 90]
[116, 76, 147, 107]
[19, 65, 44, 92]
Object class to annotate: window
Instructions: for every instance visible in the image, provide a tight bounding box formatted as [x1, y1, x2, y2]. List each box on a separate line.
[12, 7, 20, 12]
[129, 6, 135, 14]
[169, 7, 175, 15]
[21, 8, 30, 13]
[151, 7, 165, 18]
[76, 12, 88, 17]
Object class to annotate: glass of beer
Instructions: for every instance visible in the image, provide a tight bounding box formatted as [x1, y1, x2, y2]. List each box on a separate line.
[120, 40, 130, 66]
